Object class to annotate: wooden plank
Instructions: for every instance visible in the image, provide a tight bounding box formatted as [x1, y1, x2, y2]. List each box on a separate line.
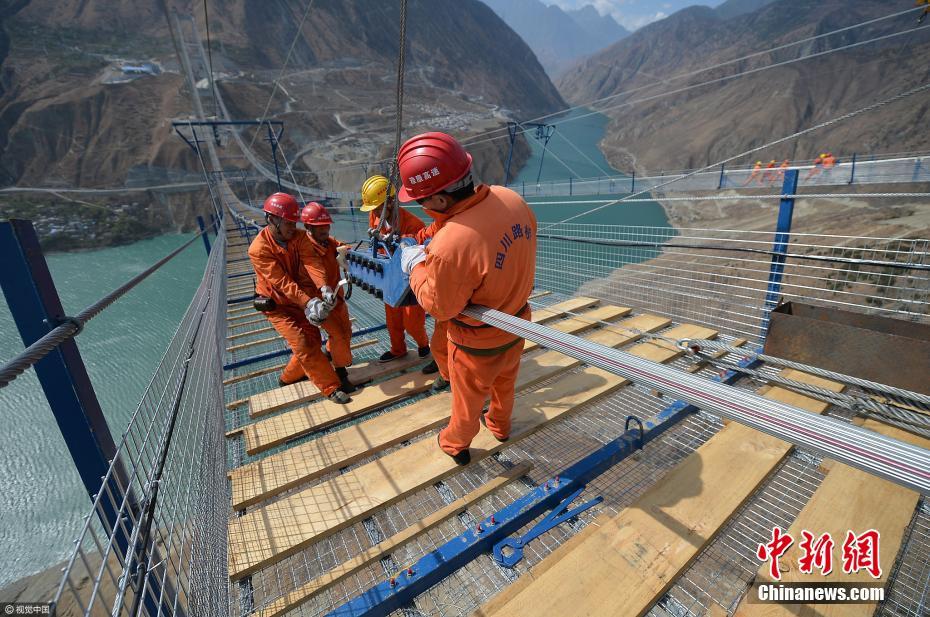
[227, 322, 714, 580]
[242, 305, 626, 436]
[223, 339, 377, 389]
[228, 305, 254, 316]
[247, 352, 423, 419]
[243, 371, 435, 455]
[523, 305, 630, 352]
[531, 296, 600, 324]
[228, 325, 275, 341]
[229, 313, 669, 510]
[480, 370, 844, 617]
[733, 419, 930, 617]
[225, 363, 289, 386]
[228, 313, 261, 324]
[227, 335, 280, 354]
[257, 463, 533, 617]
[228, 316, 267, 329]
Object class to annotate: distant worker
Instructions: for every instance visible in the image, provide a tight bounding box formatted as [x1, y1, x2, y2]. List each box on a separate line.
[360, 175, 432, 364]
[776, 159, 791, 183]
[762, 159, 778, 184]
[248, 193, 353, 404]
[399, 132, 537, 465]
[744, 161, 763, 186]
[805, 153, 825, 181]
[822, 152, 837, 173]
[300, 202, 358, 394]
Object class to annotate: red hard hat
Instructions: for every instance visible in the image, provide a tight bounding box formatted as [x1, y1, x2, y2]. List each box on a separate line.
[301, 201, 333, 226]
[262, 192, 300, 222]
[396, 132, 473, 201]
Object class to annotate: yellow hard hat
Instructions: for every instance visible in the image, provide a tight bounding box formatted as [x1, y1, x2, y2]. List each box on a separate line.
[360, 175, 396, 212]
[820, 153, 827, 158]
[756, 161, 762, 165]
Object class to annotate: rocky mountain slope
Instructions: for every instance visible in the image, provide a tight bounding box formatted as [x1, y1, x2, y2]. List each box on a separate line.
[0, 0, 563, 247]
[481, 0, 629, 77]
[557, 0, 930, 173]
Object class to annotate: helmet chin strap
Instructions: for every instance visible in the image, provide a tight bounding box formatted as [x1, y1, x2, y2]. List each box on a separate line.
[266, 214, 287, 242]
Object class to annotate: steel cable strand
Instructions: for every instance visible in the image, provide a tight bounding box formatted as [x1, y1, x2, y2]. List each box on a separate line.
[541, 80, 930, 230]
[699, 354, 930, 430]
[682, 338, 930, 410]
[308, 7, 929, 176]
[463, 305, 930, 494]
[0, 230, 207, 389]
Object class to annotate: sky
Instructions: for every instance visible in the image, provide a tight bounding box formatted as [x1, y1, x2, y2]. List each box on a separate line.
[544, 0, 725, 31]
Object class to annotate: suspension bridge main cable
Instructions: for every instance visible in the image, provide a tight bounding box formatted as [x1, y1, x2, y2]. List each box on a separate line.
[459, 5, 929, 147]
[245, 0, 319, 153]
[309, 6, 929, 177]
[540, 79, 930, 229]
[465, 22, 930, 152]
[0, 228, 214, 389]
[388, 0, 409, 232]
[202, 0, 216, 116]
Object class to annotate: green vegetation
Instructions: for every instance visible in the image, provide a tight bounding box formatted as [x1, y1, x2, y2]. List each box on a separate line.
[0, 196, 167, 252]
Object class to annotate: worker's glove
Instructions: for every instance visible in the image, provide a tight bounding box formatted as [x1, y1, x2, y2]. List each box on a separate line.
[320, 285, 338, 308]
[400, 245, 428, 275]
[304, 297, 332, 327]
[367, 227, 378, 238]
[336, 245, 349, 270]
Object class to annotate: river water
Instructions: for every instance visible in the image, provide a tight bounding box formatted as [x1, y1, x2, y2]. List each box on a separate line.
[0, 235, 206, 587]
[0, 108, 669, 587]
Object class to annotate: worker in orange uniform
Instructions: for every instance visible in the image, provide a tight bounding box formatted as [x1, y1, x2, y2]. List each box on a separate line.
[805, 154, 825, 180]
[414, 220, 450, 392]
[761, 159, 778, 185]
[776, 159, 791, 183]
[822, 152, 837, 173]
[248, 193, 352, 404]
[359, 175, 432, 364]
[398, 132, 537, 465]
[744, 161, 763, 186]
[300, 201, 358, 396]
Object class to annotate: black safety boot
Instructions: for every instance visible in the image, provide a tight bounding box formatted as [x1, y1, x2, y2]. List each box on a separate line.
[430, 375, 450, 393]
[328, 389, 351, 404]
[335, 367, 357, 394]
[437, 433, 470, 466]
[421, 360, 439, 374]
[379, 350, 404, 363]
[278, 375, 308, 388]
[418, 345, 431, 358]
[480, 413, 509, 442]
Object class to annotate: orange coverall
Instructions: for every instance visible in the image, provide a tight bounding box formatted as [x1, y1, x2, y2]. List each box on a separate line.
[409, 185, 537, 455]
[248, 227, 340, 396]
[744, 162, 763, 186]
[370, 207, 429, 356]
[296, 234, 354, 378]
[416, 221, 449, 381]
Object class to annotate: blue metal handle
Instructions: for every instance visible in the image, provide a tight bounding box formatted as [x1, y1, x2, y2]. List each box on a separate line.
[492, 486, 602, 568]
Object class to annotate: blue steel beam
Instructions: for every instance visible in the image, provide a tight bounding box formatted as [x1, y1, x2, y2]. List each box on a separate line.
[196, 215, 211, 255]
[760, 169, 799, 339]
[328, 356, 758, 617]
[0, 219, 180, 616]
[0, 220, 120, 504]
